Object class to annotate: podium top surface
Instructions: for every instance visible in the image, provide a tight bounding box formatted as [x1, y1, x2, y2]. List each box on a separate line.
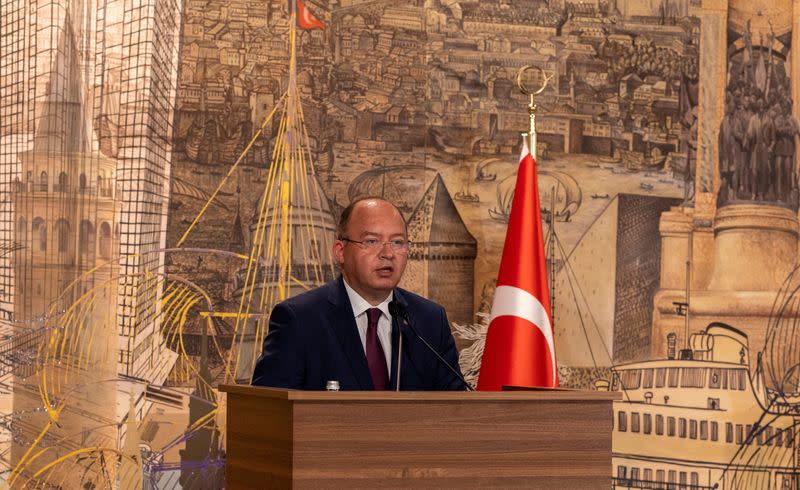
[219, 384, 621, 402]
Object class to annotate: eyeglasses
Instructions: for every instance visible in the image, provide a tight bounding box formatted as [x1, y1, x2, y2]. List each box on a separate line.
[340, 237, 410, 251]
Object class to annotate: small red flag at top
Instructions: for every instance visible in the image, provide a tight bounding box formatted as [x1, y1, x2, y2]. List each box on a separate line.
[297, 0, 326, 30]
[477, 139, 559, 391]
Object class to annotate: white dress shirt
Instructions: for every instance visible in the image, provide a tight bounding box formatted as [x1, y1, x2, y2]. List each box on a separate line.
[342, 279, 393, 373]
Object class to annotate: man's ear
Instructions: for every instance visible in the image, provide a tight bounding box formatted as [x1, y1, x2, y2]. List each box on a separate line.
[332, 240, 345, 264]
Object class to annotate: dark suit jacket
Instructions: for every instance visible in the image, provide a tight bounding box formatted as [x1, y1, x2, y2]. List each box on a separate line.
[252, 277, 466, 390]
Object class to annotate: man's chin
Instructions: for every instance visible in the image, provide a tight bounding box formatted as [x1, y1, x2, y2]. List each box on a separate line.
[369, 278, 400, 293]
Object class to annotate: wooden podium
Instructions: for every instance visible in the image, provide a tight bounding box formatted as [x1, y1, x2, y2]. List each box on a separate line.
[219, 385, 619, 489]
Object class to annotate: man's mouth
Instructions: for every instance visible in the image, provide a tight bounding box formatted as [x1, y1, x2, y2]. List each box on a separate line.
[376, 265, 394, 275]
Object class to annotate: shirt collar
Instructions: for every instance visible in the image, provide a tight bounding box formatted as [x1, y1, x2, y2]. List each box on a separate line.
[342, 278, 393, 319]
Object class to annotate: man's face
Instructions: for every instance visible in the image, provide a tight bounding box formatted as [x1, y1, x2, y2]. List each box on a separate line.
[333, 199, 408, 304]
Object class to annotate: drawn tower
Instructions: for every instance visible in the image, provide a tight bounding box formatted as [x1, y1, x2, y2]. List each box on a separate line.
[401, 173, 477, 327]
[0, 0, 182, 485]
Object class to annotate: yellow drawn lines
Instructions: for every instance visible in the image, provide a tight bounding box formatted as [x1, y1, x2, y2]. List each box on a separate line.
[220, 15, 336, 379]
[12, 250, 238, 485]
[176, 295, 201, 383]
[161, 284, 198, 384]
[20, 446, 135, 489]
[226, 91, 289, 381]
[11, 420, 121, 488]
[297, 79, 335, 283]
[157, 279, 219, 394]
[5, 409, 64, 489]
[163, 286, 195, 347]
[177, 91, 288, 247]
[37, 275, 119, 408]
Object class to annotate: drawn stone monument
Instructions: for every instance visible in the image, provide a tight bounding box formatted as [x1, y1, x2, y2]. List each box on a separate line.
[653, 0, 800, 359]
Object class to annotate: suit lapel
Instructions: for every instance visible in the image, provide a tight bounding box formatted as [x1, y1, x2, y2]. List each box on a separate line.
[328, 277, 373, 390]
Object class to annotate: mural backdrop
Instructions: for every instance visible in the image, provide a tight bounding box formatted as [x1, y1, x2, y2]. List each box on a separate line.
[1, 0, 799, 488]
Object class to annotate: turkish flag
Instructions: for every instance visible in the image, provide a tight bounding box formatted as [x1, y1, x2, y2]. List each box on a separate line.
[477, 140, 559, 390]
[297, 0, 326, 30]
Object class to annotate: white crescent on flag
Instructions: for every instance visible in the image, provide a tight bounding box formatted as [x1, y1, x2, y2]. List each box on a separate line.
[488, 285, 557, 385]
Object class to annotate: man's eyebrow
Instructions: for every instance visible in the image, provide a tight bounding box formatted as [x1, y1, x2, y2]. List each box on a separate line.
[360, 231, 406, 238]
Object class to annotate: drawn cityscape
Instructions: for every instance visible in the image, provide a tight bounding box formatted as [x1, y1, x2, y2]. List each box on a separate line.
[2, 0, 799, 487]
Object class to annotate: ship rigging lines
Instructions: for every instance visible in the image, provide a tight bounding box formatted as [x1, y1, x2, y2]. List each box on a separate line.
[175, 14, 336, 382]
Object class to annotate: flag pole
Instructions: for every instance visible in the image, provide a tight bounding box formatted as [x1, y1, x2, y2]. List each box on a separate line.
[478, 66, 560, 390]
[526, 92, 537, 159]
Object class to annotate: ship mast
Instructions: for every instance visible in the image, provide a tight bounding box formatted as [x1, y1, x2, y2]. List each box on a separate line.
[176, 0, 337, 380]
[279, 0, 299, 301]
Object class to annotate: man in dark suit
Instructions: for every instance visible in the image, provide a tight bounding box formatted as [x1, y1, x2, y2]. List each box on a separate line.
[252, 197, 465, 390]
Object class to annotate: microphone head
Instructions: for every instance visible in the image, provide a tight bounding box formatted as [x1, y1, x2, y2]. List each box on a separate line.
[388, 300, 402, 317]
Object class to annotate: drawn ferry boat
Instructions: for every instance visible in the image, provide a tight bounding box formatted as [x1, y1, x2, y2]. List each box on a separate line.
[610, 323, 800, 489]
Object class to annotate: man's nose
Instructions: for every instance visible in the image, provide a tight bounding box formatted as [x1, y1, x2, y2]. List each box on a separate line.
[378, 242, 395, 257]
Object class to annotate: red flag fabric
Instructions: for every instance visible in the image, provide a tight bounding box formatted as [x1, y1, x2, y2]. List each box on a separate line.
[297, 0, 326, 30]
[477, 140, 559, 391]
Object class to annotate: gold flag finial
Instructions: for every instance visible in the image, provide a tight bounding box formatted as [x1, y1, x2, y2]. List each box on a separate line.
[516, 65, 552, 159]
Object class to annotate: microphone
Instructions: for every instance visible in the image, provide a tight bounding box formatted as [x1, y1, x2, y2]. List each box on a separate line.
[389, 301, 474, 391]
[395, 319, 402, 391]
[387, 302, 403, 391]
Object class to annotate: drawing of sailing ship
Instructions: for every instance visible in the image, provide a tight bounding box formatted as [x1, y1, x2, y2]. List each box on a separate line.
[216, 118, 244, 163]
[488, 170, 581, 223]
[455, 163, 479, 202]
[185, 62, 209, 162]
[184, 121, 205, 162]
[184, 70, 246, 165]
[620, 148, 667, 171]
[475, 159, 497, 182]
[454, 189, 480, 202]
[600, 155, 621, 164]
[348, 165, 435, 213]
[488, 175, 514, 223]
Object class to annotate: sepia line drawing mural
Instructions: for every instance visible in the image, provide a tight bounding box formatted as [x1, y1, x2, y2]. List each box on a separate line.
[3, 0, 800, 487]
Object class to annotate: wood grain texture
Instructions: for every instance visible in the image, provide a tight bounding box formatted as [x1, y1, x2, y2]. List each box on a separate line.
[220, 386, 618, 489]
[225, 391, 293, 489]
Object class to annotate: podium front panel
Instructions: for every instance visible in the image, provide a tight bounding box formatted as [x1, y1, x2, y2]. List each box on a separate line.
[222, 387, 617, 489]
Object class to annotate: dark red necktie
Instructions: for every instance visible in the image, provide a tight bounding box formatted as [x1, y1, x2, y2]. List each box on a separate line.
[366, 308, 389, 390]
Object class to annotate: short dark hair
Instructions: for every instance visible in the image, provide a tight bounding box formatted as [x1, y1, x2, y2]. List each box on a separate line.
[337, 197, 405, 239]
